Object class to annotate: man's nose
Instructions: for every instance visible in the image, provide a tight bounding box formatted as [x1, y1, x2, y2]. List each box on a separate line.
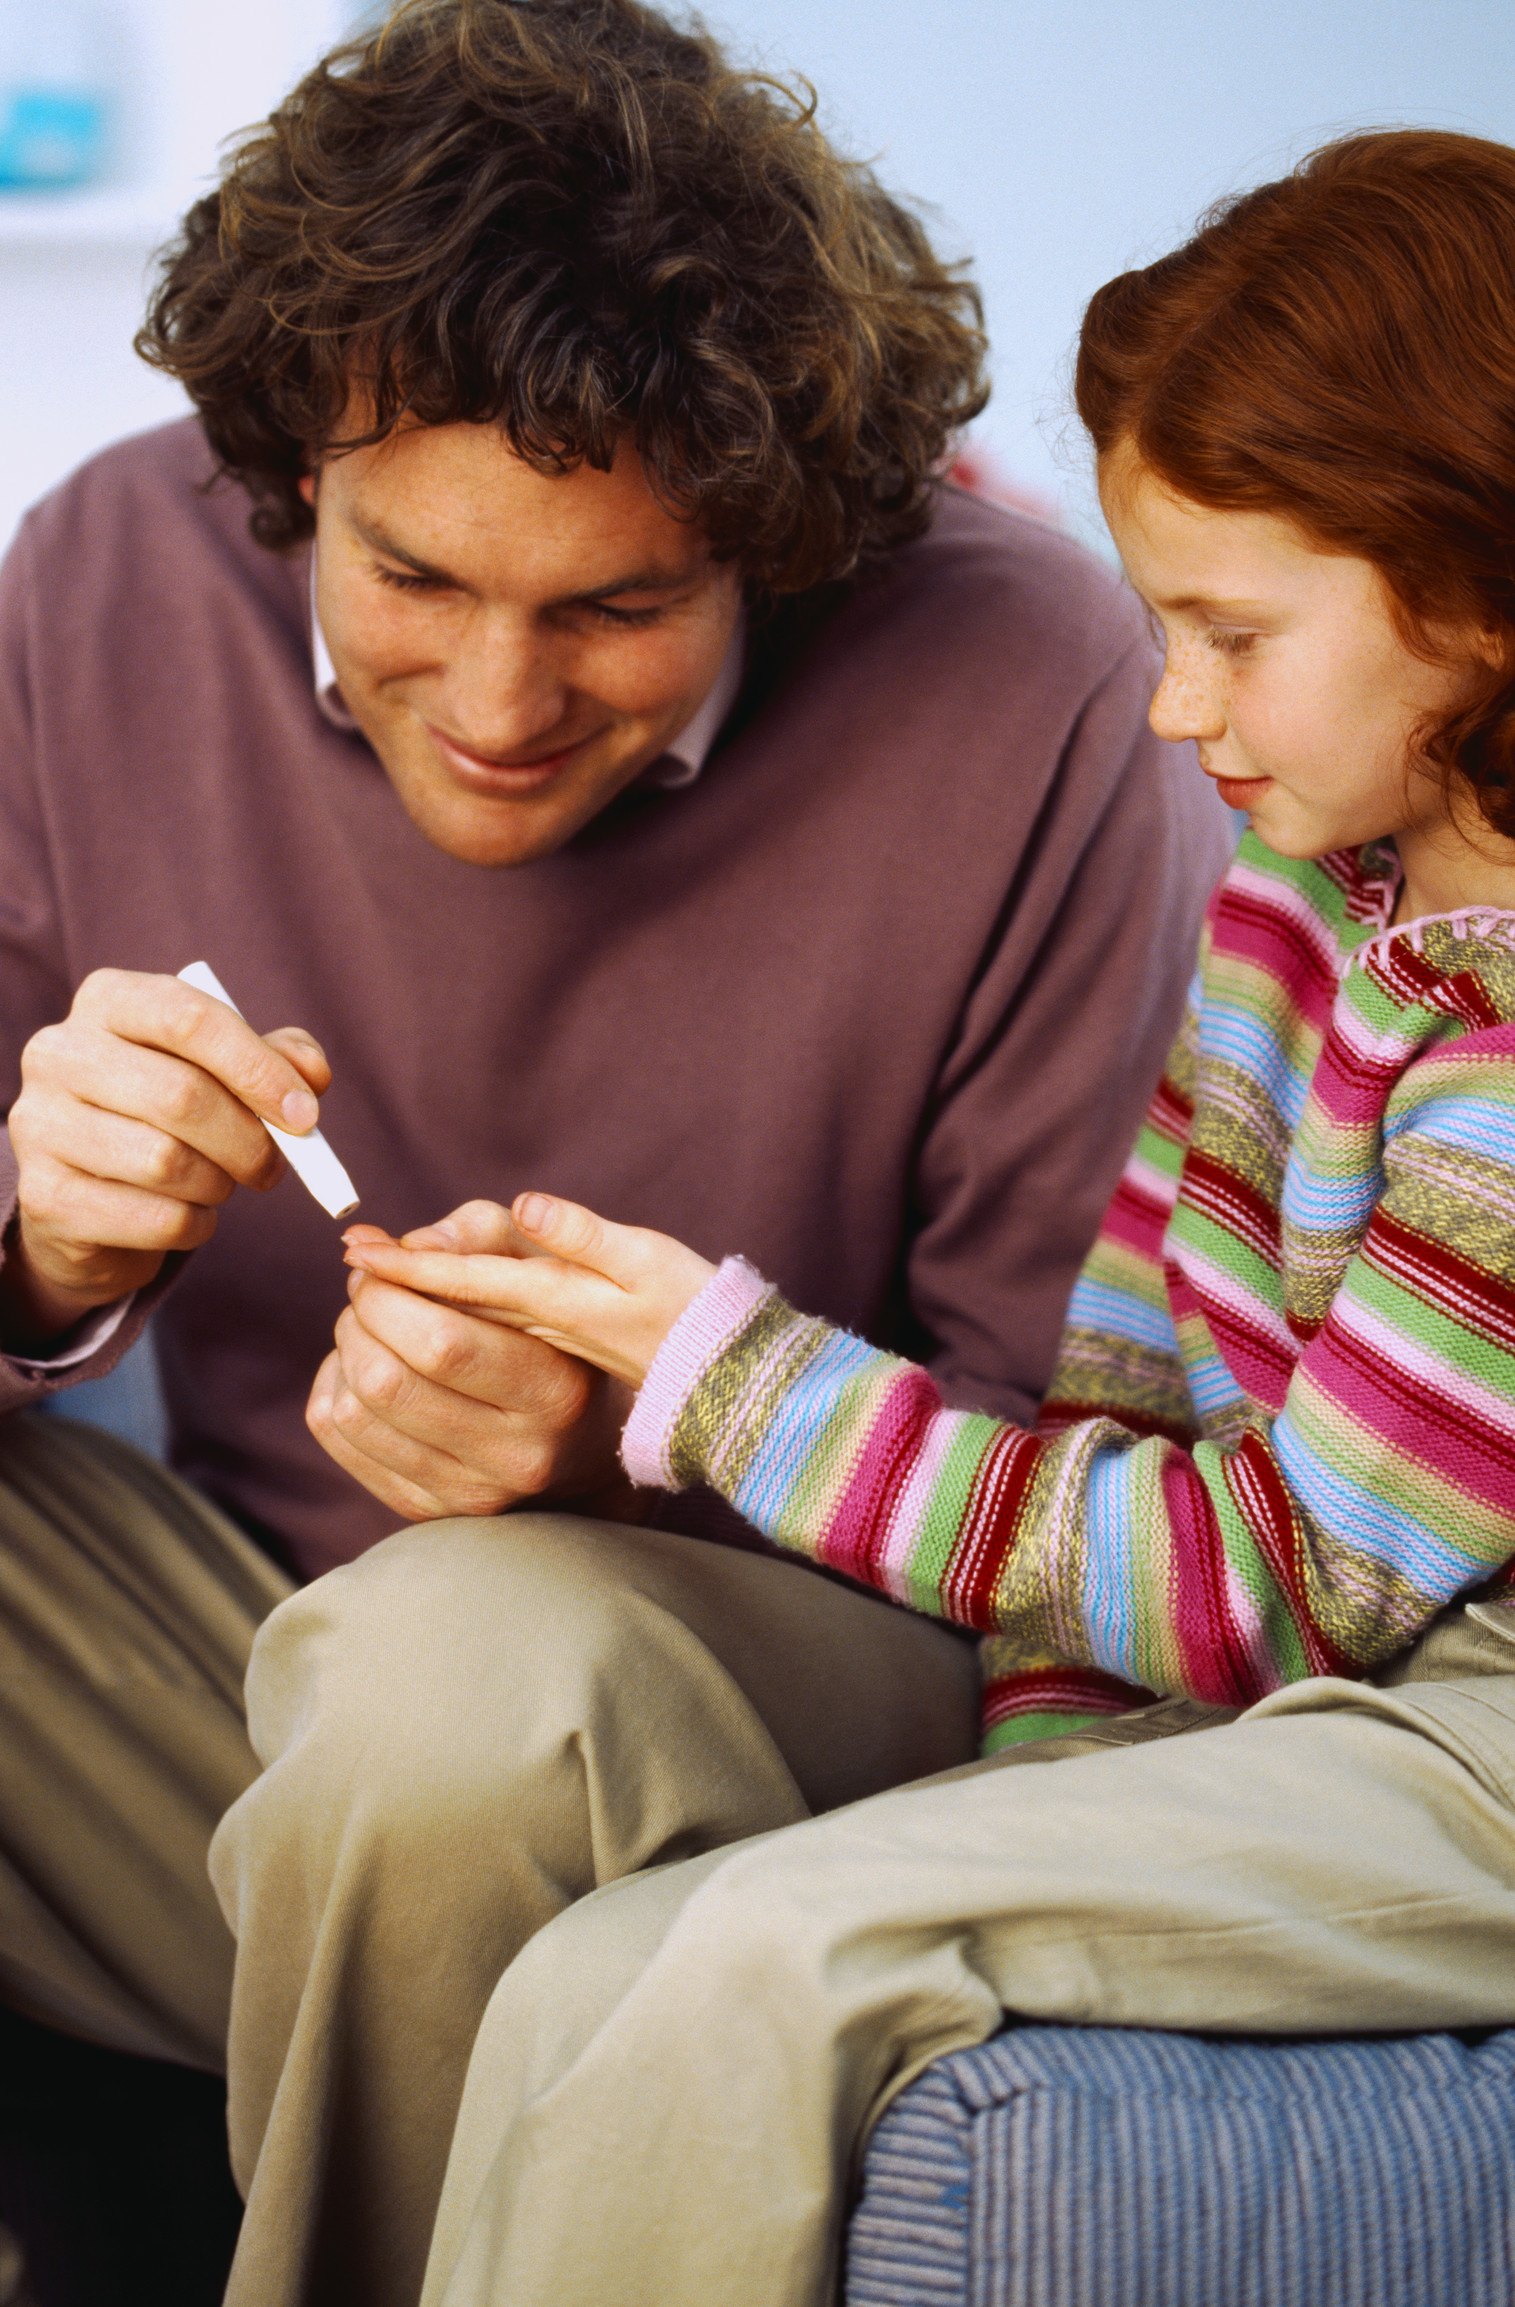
[441, 616, 571, 750]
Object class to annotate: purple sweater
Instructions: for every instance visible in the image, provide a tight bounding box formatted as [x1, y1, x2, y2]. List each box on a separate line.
[0, 420, 1229, 1579]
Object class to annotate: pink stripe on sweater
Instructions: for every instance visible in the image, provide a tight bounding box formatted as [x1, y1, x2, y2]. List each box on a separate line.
[1210, 881, 1341, 1014]
[818, 1364, 940, 1582]
[621, 1255, 772, 1488]
[1101, 1178, 1172, 1259]
[1161, 1452, 1261, 1703]
[874, 1405, 976, 1603]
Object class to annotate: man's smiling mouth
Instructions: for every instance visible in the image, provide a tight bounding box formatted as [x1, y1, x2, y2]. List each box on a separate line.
[424, 722, 603, 788]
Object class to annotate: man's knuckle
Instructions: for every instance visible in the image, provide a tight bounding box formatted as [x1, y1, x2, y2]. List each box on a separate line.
[6, 1095, 41, 1160]
[159, 1069, 209, 1132]
[420, 1313, 474, 1383]
[184, 1199, 221, 1243]
[464, 1487, 512, 1518]
[152, 1196, 208, 1252]
[405, 1492, 453, 1524]
[19, 1022, 67, 1083]
[442, 1468, 510, 1516]
[330, 1384, 371, 1437]
[140, 1131, 192, 1191]
[165, 980, 205, 1032]
[73, 967, 124, 1015]
[250, 1048, 297, 1106]
[361, 1355, 409, 1414]
[32, 1166, 88, 1232]
[542, 1355, 592, 1421]
[245, 1139, 282, 1188]
[508, 1441, 557, 1497]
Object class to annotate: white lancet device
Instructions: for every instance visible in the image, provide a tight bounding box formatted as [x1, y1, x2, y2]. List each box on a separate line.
[177, 961, 360, 1220]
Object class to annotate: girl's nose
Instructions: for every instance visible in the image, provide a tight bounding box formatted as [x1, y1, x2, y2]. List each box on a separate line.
[1147, 649, 1225, 746]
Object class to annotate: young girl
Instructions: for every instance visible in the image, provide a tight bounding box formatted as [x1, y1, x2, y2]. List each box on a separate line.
[371, 130, 1515, 2307]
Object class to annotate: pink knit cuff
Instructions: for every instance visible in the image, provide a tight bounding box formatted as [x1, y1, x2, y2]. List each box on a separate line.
[621, 1254, 773, 1489]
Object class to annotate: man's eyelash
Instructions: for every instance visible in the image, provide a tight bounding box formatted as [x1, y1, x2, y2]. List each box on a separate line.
[374, 564, 440, 594]
[1207, 628, 1259, 658]
[371, 564, 666, 626]
[585, 601, 665, 628]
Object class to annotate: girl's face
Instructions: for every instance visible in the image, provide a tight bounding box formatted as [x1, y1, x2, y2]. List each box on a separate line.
[1098, 439, 1474, 863]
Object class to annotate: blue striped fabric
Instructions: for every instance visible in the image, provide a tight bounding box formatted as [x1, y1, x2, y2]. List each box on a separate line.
[845, 2024, 1515, 2307]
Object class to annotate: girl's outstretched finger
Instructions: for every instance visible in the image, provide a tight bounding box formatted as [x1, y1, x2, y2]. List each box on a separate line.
[339, 1238, 570, 1322]
[510, 1195, 719, 1332]
[511, 1193, 630, 1280]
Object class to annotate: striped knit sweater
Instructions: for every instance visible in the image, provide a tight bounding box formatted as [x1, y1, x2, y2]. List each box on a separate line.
[622, 835, 1515, 1750]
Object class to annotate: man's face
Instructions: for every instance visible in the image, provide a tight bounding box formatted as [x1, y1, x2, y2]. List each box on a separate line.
[303, 422, 744, 866]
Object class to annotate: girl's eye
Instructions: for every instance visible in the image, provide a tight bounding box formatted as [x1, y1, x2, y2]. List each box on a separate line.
[1207, 628, 1258, 659]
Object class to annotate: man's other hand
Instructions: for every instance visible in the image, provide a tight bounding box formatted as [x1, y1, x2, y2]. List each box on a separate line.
[2, 967, 330, 1347]
[306, 1199, 638, 1522]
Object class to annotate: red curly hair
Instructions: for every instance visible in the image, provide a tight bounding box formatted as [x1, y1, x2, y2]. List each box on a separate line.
[1076, 130, 1515, 835]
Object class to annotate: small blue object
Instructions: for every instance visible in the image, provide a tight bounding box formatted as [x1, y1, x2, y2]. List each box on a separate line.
[0, 87, 106, 190]
[847, 2022, 1515, 2306]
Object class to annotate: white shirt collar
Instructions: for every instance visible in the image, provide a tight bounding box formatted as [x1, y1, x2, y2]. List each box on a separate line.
[310, 557, 745, 787]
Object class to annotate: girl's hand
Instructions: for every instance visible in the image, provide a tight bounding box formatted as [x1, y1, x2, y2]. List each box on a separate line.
[340, 1194, 717, 1389]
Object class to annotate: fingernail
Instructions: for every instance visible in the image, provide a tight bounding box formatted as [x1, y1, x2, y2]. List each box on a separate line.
[282, 1088, 319, 1131]
[516, 1193, 554, 1234]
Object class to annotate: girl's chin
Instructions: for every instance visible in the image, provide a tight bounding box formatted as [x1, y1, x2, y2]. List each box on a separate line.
[1220, 785, 1305, 855]
[1236, 803, 1343, 863]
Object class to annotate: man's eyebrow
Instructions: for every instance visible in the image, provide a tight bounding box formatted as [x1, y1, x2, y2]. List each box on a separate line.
[568, 564, 694, 602]
[350, 513, 458, 583]
[348, 513, 695, 601]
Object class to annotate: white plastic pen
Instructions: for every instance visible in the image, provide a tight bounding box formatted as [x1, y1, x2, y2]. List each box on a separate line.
[177, 961, 361, 1220]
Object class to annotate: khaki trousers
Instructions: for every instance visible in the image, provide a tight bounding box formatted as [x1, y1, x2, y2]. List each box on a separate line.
[0, 1412, 288, 2065]
[0, 1411, 983, 2307]
[419, 1606, 1515, 2307]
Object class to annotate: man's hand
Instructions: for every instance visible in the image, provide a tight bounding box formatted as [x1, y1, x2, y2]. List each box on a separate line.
[2, 968, 330, 1348]
[306, 1199, 650, 1523]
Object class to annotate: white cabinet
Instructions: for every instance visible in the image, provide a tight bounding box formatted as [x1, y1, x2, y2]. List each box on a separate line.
[0, 0, 358, 546]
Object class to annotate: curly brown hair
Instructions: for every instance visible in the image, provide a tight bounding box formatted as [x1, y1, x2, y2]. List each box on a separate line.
[136, 0, 987, 593]
[1076, 131, 1515, 838]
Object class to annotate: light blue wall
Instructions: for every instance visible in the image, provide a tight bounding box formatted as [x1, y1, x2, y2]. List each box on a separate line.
[703, 0, 1515, 535]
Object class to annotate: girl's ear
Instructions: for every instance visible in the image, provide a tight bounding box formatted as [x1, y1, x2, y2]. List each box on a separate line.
[1474, 625, 1515, 676]
[1417, 611, 1511, 686]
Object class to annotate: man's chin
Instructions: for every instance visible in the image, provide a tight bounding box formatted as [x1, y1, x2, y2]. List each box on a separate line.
[392, 774, 631, 866]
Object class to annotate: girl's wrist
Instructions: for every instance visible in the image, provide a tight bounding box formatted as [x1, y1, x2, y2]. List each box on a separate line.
[621, 1255, 774, 1489]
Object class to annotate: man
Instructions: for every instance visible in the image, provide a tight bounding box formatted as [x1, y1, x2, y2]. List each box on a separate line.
[0, 0, 1226, 2299]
